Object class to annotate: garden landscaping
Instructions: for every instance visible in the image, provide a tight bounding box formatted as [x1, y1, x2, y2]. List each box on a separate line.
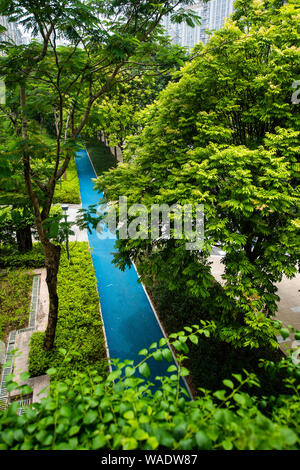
[0, 269, 32, 343]
[53, 157, 81, 205]
[28, 242, 109, 381]
[0, 0, 299, 452]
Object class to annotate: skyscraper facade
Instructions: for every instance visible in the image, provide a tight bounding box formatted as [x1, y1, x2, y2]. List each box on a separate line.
[0, 16, 23, 45]
[162, 0, 234, 48]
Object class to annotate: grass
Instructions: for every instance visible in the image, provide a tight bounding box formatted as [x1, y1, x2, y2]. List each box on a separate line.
[28, 242, 109, 381]
[53, 156, 81, 204]
[84, 137, 116, 175]
[0, 269, 32, 342]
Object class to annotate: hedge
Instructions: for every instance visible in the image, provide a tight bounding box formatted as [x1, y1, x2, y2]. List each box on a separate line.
[0, 269, 32, 342]
[0, 243, 45, 269]
[1, 327, 299, 450]
[53, 157, 81, 204]
[28, 242, 108, 381]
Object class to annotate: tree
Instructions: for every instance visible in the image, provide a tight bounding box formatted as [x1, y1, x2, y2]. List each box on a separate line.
[82, 39, 190, 156]
[0, 0, 202, 350]
[96, 0, 300, 349]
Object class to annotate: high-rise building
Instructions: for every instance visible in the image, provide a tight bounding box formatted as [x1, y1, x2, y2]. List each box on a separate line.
[0, 16, 23, 45]
[162, 0, 234, 48]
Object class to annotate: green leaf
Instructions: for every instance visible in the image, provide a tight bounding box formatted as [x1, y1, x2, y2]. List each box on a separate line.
[20, 372, 30, 382]
[195, 430, 212, 450]
[46, 368, 57, 376]
[280, 328, 290, 340]
[173, 422, 187, 440]
[189, 334, 198, 345]
[103, 412, 114, 423]
[233, 393, 247, 407]
[179, 367, 190, 377]
[147, 436, 159, 449]
[223, 379, 234, 389]
[138, 348, 148, 356]
[125, 366, 135, 377]
[124, 410, 135, 420]
[122, 437, 138, 450]
[139, 362, 151, 379]
[59, 405, 72, 418]
[69, 425, 80, 437]
[222, 439, 233, 450]
[83, 409, 98, 425]
[280, 428, 297, 446]
[92, 435, 107, 449]
[13, 429, 24, 442]
[162, 348, 173, 362]
[153, 350, 163, 361]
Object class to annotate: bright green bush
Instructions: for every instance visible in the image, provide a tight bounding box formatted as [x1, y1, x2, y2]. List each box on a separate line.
[1, 326, 299, 450]
[0, 269, 32, 341]
[28, 242, 108, 380]
[0, 243, 45, 268]
[53, 157, 81, 204]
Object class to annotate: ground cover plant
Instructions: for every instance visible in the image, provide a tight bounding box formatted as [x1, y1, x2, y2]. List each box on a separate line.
[0, 325, 299, 450]
[0, 269, 32, 342]
[53, 157, 81, 204]
[28, 242, 108, 381]
[0, 268, 32, 378]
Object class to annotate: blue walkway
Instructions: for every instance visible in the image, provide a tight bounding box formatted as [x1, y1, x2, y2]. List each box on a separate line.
[75, 147, 188, 390]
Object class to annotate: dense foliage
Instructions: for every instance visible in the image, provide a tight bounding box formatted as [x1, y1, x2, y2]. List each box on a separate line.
[0, 326, 299, 450]
[0, 269, 32, 341]
[97, 0, 300, 350]
[0, 0, 202, 350]
[28, 242, 108, 381]
[0, 243, 45, 269]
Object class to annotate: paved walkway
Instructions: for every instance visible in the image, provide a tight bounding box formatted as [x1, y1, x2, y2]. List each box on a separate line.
[210, 251, 300, 348]
[62, 203, 89, 242]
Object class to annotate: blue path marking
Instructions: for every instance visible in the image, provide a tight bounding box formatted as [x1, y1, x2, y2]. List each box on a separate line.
[75, 147, 189, 392]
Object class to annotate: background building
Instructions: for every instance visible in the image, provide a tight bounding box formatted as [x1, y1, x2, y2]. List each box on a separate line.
[162, 0, 234, 48]
[0, 16, 23, 45]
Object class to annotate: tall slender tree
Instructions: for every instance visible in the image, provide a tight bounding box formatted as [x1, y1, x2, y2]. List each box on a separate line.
[0, 0, 202, 350]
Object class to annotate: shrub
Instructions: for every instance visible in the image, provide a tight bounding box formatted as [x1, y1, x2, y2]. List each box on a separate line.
[0, 243, 45, 268]
[53, 157, 81, 204]
[28, 242, 108, 380]
[1, 327, 299, 450]
[0, 269, 32, 341]
[141, 273, 285, 396]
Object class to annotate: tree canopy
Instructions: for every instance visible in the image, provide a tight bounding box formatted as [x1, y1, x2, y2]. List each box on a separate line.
[97, 0, 300, 349]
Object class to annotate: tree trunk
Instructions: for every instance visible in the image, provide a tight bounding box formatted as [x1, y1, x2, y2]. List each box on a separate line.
[16, 225, 32, 253]
[43, 242, 61, 351]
